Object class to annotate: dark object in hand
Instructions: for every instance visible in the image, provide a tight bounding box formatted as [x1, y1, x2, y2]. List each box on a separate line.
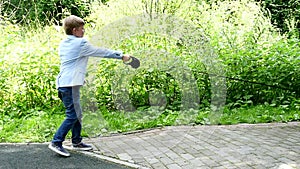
[124, 56, 140, 69]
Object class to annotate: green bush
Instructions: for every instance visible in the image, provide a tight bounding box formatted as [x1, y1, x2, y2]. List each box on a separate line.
[1, 0, 92, 25]
[0, 22, 63, 117]
[223, 38, 300, 108]
[204, 0, 300, 37]
[260, 0, 300, 37]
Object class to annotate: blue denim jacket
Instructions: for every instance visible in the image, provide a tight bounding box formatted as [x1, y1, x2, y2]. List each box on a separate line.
[56, 35, 123, 88]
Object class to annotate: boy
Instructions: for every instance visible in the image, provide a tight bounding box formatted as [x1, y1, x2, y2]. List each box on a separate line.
[48, 15, 131, 157]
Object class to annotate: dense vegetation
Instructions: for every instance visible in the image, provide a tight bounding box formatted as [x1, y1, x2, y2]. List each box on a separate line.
[260, 0, 300, 37]
[0, 0, 299, 142]
[2, 0, 298, 34]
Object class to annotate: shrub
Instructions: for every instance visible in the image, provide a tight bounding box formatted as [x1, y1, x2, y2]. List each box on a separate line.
[259, 0, 300, 37]
[203, 0, 300, 37]
[1, 0, 92, 25]
[223, 38, 300, 108]
[0, 21, 64, 117]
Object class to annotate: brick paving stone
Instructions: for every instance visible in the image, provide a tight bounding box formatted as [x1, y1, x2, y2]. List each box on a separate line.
[189, 158, 205, 167]
[102, 151, 117, 158]
[157, 147, 170, 153]
[159, 156, 174, 166]
[117, 153, 132, 162]
[138, 150, 153, 157]
[179, 163, 199, 169]
[165, 151, 180, 159]
[235, 162, 251, 168]
[144, 146, 159, 152]
[151, 162, 167, 169]
[144, 157, 160, 164]
[166, 163, 181, 169]
[197, 155, 211, 162]
[173, 157, 189, 166]
[218, 161, 233, 166]
[180, 153, 194, 160]
[131, 156, 145, 163]
[171, 146, 186, 154]
[212, 166, 226, 169]
[202, 159, 221, 167]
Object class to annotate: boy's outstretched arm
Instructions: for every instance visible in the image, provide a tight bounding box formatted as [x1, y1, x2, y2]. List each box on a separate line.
[80, 39, 130, 62]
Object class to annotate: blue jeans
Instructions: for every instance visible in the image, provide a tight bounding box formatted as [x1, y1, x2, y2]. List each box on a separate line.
[52, 86, 82, 145]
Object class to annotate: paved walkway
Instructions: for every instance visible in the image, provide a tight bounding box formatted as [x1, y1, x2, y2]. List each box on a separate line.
[84, 122, 300, 169]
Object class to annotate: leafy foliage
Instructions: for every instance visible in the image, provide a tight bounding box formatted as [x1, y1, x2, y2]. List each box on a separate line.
[222, 38, 300, 108]
[204, 0, 300, 37]
[1, 0, 92, 25]
[0, 23, 64, 117]
[259, 0, 300, 37]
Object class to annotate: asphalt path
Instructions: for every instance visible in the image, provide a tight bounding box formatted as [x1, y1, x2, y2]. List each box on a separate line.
[0, 144, 131, 169]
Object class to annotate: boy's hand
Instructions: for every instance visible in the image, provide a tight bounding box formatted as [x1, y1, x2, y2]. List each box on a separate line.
[123, 55, 140, 69]
[122, 54, 131, 62]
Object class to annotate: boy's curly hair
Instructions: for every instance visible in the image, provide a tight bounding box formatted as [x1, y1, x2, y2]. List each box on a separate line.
[63, 15, 85, 35]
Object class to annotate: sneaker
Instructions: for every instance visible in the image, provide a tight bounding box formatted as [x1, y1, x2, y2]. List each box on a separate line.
[48, 142, 70, 157]
[72, 142, 93, 151]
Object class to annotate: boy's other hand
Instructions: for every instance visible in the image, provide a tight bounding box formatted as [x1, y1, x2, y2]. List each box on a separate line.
[122, 54, 131, 62]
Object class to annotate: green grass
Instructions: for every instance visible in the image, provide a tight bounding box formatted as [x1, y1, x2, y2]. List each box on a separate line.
[0, 111, 64, 143]
[1, 106, 298, 143]
[218, 106, 299, 125]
